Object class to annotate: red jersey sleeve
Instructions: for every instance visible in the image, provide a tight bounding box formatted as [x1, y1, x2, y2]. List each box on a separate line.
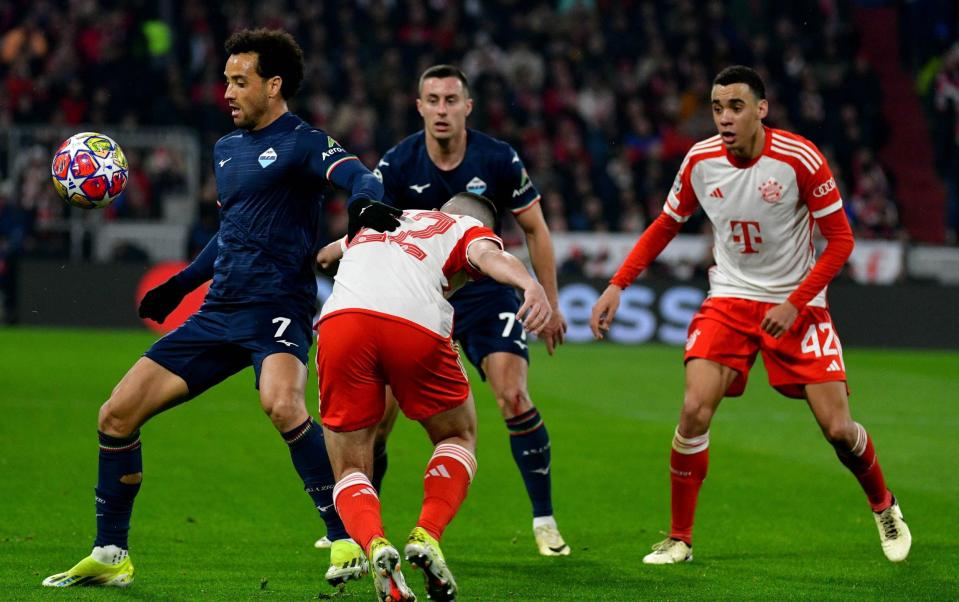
[662, 157, 700, 224]
[609, 156, 700, 288]
[783, 134, 843, 219]
[609, 212, 683, 288]
[442, 225, 502, 281]
[787, 209, 854, 309]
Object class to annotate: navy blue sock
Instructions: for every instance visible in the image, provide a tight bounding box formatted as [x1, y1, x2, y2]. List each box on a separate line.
[94, 431, 143, 549]
[371, 439, 388, 493]
[506, 407, 553, 517]
[283, 418, 348, 541]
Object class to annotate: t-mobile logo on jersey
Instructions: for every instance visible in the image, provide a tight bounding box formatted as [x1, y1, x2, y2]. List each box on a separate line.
[730, 220, 762, 254]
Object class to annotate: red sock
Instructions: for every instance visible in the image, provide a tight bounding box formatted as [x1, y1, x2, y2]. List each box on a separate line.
[333, 472, 383, 552]
[835, 423, 892, 512]
[669, 429, 709, 545]
[417, 443, 476, 540]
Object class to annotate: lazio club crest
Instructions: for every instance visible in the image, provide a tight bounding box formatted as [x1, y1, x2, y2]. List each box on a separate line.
[466, 176, 487, 195]
[259, 147, 277, 168]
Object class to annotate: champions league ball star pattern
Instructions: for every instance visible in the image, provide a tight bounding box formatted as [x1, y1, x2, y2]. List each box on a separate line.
[51, 132, 129, 209]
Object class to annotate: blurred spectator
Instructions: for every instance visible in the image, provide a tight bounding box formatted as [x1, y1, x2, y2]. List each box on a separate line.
[932, 44, 959, 243]
[0, 180, 25, 322]
[846, 149, 902, 240]
[0, 0, 919, 259]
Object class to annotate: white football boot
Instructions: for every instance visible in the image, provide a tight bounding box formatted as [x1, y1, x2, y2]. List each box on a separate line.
[642, 537, 693, 564]
[874, 496, 911, 562]
[533, 516, 571, 556]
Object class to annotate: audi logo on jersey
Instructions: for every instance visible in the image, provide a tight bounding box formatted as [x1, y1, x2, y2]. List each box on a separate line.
[813, 177, 837, 198]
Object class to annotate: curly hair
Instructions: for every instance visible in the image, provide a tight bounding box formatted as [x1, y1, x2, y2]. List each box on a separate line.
[225, 28, 304, 100]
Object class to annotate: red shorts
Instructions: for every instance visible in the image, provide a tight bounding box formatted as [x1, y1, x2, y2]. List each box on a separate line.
[684, 297, 848, 399]
[316, 311, 470, 432]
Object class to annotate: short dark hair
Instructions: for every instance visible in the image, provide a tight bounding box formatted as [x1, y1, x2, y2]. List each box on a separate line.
[441, 192, 498, 230]
[225, 28, 304, 100]
[418, 64, 470, 97]
[713, 65, 766, 100]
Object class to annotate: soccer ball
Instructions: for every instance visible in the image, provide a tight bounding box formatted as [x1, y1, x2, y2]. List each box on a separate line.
[51, 132, 129, 209]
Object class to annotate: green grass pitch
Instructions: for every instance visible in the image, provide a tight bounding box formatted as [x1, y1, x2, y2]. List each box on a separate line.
[1, 327, 957, 600]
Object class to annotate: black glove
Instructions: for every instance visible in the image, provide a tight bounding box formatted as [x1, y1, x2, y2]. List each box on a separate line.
[347, 198, 402, 242]
[138, 276, 189, 323]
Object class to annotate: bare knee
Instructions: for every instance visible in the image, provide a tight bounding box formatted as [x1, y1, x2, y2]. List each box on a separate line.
[821, 419, 856, 447]
[98, 399, 139, 437]
[493, 385, 531, 418]
[679, 394, 715, 437]
[261, 389, 307, 432]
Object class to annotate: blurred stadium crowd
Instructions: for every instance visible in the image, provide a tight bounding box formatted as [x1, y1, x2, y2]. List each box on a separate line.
[0, 0, 957, 307]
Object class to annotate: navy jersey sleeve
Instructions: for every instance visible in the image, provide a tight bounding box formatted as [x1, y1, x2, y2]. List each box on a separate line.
[500, 146, 541, 215]
[374, 148, 403, 206]
[174, 234, 217, 290]
[299, 130, 383, 204]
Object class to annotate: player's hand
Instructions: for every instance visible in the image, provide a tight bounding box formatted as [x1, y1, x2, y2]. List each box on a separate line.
[517, 283, 552, 335]
[540, 309, 568, 355]
[590, 285, 623, 340]
[761, 300, 799, 338]
[138, 277, 189, 324]
[347, 198, 402, 242]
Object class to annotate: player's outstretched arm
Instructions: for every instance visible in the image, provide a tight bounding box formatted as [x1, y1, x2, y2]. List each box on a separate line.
[315, 238, 345, 276]
[590, 212, 683, 339]
[468, 240, 552, 335]
[138, 234, 217, 323]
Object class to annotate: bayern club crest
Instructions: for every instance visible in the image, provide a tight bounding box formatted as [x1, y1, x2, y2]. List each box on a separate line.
[758, 177, 783, 203]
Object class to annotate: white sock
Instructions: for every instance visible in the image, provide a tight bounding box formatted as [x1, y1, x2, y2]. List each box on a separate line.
[533, 515, 557, 530]
[92, 545, 128, 565]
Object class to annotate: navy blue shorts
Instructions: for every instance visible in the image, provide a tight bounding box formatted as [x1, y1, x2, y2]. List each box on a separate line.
[145, 304, 312, 398]
[451, 283, 529, 380]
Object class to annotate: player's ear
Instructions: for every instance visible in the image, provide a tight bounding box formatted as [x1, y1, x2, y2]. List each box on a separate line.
[464, 97, 474, 117]
[269, 75, 282, 99]
[416, 98, 425, 118]
[757, 98, 768, 120]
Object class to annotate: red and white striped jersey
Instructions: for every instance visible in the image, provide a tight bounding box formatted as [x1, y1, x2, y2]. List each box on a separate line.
[665, 127, 843, 307]
[319, 210, 502, 338]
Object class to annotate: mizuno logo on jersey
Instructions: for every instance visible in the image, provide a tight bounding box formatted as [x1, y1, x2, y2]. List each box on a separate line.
[218, 157, 232, 168]
[709, 187, 724, 198]
[409, 183, 431, 193]
[277, 340, 299, 348]
[513, 340, 528, 351]
[259, 147, 277, 168]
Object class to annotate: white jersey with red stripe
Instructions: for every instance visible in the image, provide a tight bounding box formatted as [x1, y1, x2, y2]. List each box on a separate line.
[319, 209, 502, 338]
[665, 126, 843, 307]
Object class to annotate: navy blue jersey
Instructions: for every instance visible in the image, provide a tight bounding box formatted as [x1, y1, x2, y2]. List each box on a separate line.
[376, 129, 541, 307]
[207, 112, 381, 315]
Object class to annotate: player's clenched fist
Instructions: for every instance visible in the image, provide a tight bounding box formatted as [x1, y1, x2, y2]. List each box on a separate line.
[590, 284, 623, 340]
